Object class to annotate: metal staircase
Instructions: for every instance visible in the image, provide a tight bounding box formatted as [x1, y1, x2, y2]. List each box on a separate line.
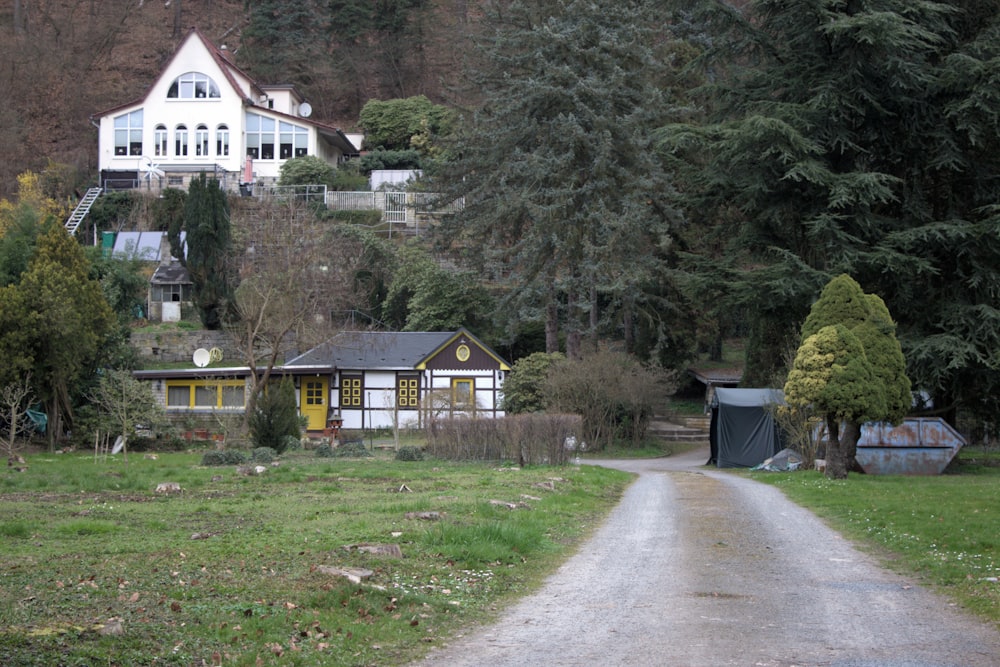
[65, 187, 103, 236]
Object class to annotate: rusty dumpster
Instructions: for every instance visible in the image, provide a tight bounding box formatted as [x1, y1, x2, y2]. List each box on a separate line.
[854, 417, 965, 475]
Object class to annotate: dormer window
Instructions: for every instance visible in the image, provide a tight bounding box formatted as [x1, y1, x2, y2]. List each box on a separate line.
[167, 72, 221, 99]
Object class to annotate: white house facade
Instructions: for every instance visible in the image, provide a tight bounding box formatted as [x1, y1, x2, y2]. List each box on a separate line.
[133, 329, 510, 436]
[92, 27, 357, 192]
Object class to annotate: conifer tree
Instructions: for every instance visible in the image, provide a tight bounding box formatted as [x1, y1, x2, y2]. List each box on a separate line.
[184, 174, 232, 329]
[669, 0, 1000, 424]
[784, 275, 910, 479]
[431, 0, 682, 358]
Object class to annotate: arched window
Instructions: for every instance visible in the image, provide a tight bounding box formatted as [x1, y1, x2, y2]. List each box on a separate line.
[195, 124, 209, 157]
[216, 124, 229, 157]
[166, 72, 221, 99]
[154, 125, 168, 157]
[175, 124, 188, 157]
[113, 109, 143, 156]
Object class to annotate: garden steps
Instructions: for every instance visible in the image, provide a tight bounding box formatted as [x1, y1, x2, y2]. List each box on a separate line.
[648, 416, 710, 443]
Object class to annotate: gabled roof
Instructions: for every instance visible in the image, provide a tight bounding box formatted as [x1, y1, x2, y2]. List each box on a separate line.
[283, 328, 509, 372]
[92, 27, 257, 119]
[90, 27, 356, 154]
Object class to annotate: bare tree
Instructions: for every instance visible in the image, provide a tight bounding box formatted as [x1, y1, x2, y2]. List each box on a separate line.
[89, 369, 164, 465]
[227, 198, 372, 415]
[1, 375, 35, 458]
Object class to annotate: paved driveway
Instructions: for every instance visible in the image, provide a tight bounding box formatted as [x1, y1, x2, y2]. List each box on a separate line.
[412, 447, 1000, 666]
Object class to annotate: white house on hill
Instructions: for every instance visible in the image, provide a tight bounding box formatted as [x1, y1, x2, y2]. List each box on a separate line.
[92, 27, 358, 193]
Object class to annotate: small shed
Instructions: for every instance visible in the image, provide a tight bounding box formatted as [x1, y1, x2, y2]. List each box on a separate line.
[148, 261, 192, 322]
[709, 388, 786, 468]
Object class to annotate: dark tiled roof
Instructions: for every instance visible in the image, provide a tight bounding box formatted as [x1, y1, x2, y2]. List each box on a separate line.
[688, 367, 744, 386]
[150, 261, 191, 285]
[284, 331, 455, 371]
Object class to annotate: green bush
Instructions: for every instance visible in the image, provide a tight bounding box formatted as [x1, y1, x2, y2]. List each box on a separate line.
[282, 435, 302, 452]
[314, 443, 335, 458]
[248, 377, 301, 453]
[252, 447, 277, 464]
[395, 446, 424, 461]
[334, 441, 371, 458]
[201, 450, 249, 466]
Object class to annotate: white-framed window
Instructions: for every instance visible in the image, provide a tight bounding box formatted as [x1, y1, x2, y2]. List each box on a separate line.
[278, 121, 309, 159]
[175, 124, 188, 157]
[246, 113, 275, 160]
[216, 124, 229, 157]
[154, 125, 168, 157]
[195, 124, 209, 157]
[113, 109, 143, 156]
[166, 72, 221, 99]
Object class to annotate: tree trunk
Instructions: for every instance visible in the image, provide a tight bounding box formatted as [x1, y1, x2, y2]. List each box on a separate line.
[14, 0, 25, 34]
[545, 295, 559, 354]
[172, 0, 183, 38]
[824, 416, 849, 479]
[842, 419, 862, 473]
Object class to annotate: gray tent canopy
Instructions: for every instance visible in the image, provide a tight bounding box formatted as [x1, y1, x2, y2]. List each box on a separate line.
[709, 388, 786, 468]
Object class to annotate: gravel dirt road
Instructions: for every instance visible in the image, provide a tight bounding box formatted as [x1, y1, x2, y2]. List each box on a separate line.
[412, 447, 1000, 667]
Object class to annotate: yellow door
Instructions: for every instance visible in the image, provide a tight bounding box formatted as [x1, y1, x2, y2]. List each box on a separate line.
[301, 378, 329, 430]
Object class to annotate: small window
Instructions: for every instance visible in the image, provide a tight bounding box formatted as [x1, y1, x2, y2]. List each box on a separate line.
[397, 376, 420, 409]
[195, 125, 209, 157]
[216, 125, 229, 157]
[341, 375, 362, 408]
[452, 379, 474, 407]
[175, 124, 188, 157]
[154, 125, 168, 157]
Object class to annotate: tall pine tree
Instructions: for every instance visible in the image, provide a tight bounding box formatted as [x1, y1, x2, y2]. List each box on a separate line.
[185, 174, 232, 330]
[431, 0, 683, 358]
[668, 0, 1000, 426]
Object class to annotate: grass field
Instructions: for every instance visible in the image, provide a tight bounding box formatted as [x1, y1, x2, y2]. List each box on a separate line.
[751, 448, 1000, 626]
[0, 449, 632, 666]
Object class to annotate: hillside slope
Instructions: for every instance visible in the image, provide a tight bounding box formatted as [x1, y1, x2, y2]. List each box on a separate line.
[0, 0, 478, 199]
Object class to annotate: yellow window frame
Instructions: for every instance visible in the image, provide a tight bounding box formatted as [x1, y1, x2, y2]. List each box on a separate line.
[166, 379, 246, 409]
[341, 375, 363, 408]
[397, 376, 420, 409]
[452, 378, 474, 408]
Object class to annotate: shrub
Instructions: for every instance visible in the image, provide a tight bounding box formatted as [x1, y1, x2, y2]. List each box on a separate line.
[395, 446, 424, 461]
[252, 447, 277, 464]
[201, 450, 249, 466]
[248, 377, 301, 453]
[545, 349, 677, 450]
[335, 441, 371, 458]
[282, 435, 302, 452]
[425, 414, 581, 465]
[314, 443, 335, 458]
[501, 352, 566, 413]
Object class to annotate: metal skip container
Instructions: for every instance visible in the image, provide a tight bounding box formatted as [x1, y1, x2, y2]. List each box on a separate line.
[854, 417, 965, 475]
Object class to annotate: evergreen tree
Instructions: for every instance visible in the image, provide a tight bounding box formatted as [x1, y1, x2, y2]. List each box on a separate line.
[431, 0, 682, 359]
[16, 225, 114, 445]
[185, 174, 232, 329]
[784, 275, 911, 479]
[669, 0, 1000, 425]
[248, 377, 301, 453]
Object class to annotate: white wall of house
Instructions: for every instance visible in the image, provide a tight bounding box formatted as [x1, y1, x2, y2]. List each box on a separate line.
[96, 30, 349, 187]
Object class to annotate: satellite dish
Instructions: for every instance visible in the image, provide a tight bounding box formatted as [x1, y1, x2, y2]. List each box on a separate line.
[140, 156, 164, 183]
[209, 347, 223, 363]
[299, 102, 312, 118]
[193, 348, 210, 368]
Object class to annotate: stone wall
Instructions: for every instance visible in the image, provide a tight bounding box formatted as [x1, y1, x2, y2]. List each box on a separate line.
[131, 330, 237, 364]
